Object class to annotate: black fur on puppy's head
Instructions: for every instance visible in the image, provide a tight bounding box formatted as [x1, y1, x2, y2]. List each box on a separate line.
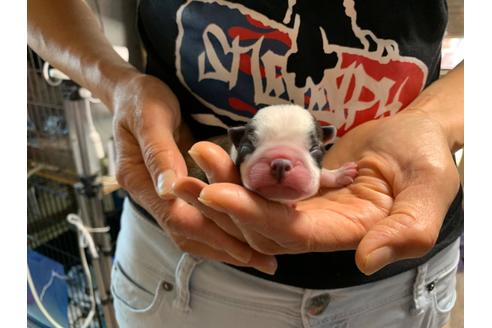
[228, 124, 256, 167]
[227, 105, 337, 168]
[309, 118, 337, 167]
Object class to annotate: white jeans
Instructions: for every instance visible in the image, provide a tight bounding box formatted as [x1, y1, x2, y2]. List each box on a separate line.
[111, 199, 459, 328]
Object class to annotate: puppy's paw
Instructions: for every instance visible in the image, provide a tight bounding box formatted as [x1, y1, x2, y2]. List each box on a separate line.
[320, 162, 358, 188]
[335, 162, 358, 186]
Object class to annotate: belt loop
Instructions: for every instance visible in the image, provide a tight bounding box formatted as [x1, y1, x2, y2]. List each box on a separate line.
[173, 252, 202, 313]
[412, 262, 428, 314]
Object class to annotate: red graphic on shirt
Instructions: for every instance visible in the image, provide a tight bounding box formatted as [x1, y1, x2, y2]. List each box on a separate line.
[176, 0, 429, 135]
[333, 53, 426, 135]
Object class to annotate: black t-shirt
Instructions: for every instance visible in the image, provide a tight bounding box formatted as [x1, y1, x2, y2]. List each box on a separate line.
[132, 0, 464, 289]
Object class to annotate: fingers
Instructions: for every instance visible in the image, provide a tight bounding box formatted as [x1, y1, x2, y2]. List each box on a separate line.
[114, 128, 273, 271]
[113, 126, 170, 214]
[188, 141, 241, 184]
[126, 101, 187, 199]
[355, 181, 458, 275]
[185, 141, 294, 255]
[198, 183, 298, 251]
[121, 165, 274, 272]
[173, 176, 246, 242]
[165, 191, 278, 274]
[164, 200, 257, 265]
[112, 74, 186, 199]
[184, 142, 282, 251]
[140, 129, 188, 199]
[171, 235, 277, 275]
[176, 177, 286, 254]
[198, 183, 369, 254]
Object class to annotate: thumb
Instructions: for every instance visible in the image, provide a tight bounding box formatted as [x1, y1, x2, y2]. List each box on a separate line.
[188, 141, 241, 184]
[355, 183, 455, 275]
[138, 124, 188, 200]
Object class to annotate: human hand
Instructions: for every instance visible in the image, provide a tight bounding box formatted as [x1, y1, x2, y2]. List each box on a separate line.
[174, 110, 460, 275]
[112, 74, 276, 274]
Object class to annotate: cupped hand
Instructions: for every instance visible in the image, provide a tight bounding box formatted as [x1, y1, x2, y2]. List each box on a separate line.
[111, 74, 275, 274]
[174, 110, 460, 275]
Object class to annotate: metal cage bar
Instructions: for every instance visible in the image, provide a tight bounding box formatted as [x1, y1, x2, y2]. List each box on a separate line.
[27, 47, 116, 328]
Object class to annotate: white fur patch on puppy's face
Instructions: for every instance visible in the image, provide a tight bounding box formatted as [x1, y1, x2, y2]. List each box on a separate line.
[230, 105, 326, 203]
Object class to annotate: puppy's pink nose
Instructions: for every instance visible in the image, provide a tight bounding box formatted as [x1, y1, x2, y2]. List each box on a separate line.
[270, 159, 293, 183]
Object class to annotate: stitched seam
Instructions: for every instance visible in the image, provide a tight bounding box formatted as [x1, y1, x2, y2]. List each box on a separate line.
[111, 284, 151, 312]
[111, 283, 166, 315]
[192, 287, 300, 319]
[425, 253, 460, 285]
[432, 288, 457, 314]
[111, 262, 169, 314]
[139, 261, 174, 284]
[430, 262, 459, 314]
[319, 292, 412, 323]
[121, 200, 177, 282]
[116, 261, 154, 296]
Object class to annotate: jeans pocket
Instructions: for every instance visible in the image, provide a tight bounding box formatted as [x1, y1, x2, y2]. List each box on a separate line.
[433, 273, 458, 315]
[427, 260, 458, 315]
[111, 260, 173, 319]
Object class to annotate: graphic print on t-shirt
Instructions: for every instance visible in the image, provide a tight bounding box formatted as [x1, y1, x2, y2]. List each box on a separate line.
[175, 0, 428, 136]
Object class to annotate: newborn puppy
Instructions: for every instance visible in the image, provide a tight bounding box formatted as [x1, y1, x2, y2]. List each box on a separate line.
[228, 105, 357, 204]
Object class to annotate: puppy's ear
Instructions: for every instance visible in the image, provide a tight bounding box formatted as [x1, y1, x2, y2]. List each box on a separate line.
[227, 126, 246, 148]
[321, 125, 337, 144]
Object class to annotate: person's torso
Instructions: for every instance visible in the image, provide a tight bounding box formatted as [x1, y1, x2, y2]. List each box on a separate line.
[138, 0, 447, 139]
[134, 0, 463, 289]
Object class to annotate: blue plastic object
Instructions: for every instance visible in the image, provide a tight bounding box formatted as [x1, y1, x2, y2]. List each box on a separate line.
[27, 249, 69, 328]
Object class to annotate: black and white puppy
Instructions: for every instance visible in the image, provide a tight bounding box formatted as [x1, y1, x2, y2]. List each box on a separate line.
[228, 105, 357, 204]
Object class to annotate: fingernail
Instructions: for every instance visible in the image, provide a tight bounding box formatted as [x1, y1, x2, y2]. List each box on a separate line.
[157, 170, 177, 200]
[188, 149, 213, 182]
[197, 196, 214, 207]
[197, 195, 226, 214]
[363, 246, 394, 275]
[188, 148, 206, 170]
[228, 249, 253, 264]
[258, 257, 278, 275]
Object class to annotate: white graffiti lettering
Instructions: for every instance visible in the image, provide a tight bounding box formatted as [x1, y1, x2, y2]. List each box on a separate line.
[196, 22, 410, 129]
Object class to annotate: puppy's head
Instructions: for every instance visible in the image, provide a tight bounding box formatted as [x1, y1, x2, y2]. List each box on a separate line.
[228, 105, 336, 203]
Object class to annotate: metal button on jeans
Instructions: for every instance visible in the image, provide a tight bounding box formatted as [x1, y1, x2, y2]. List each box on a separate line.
[162, 281, 174, 291]
[307, 294, 331, 315]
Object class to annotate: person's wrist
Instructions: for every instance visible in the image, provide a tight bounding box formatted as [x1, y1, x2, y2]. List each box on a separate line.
[403, 102, 463, 153]
[402, 64, 463, 153]
[112, 73, 181, 132]
[92, 64, 142, 110]
[70, 46, 141, 108]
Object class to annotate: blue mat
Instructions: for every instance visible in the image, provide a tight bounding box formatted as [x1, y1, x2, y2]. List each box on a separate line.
[27, 250, 69, 328]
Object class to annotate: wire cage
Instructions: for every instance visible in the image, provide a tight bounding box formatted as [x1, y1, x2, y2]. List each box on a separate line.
[28, 207, 106, 328]
[27, 47, 115, 328]
[27, 47, 77, 179]
[27, 176, 77, 249]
